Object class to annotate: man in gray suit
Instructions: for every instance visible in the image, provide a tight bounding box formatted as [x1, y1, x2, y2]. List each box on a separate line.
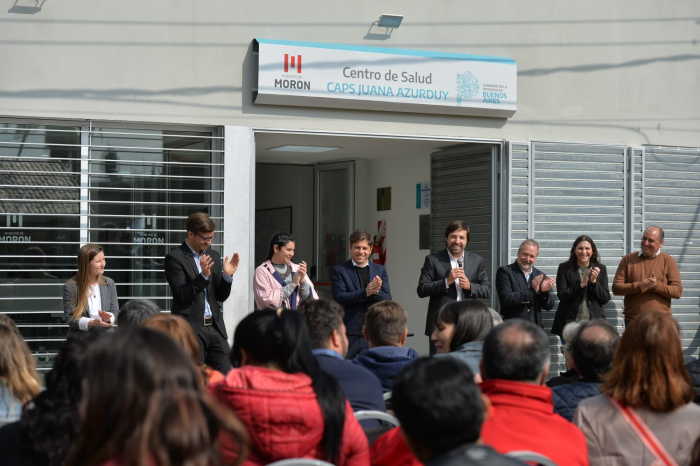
[417, 221, 491, 355]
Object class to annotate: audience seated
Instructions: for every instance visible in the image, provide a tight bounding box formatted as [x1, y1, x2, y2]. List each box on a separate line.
[384, 357, 524, 466]
[480, 319, 589, 466]
[574, 310, 700, 465]
[298, 299, 386, 427]
[116, 299, 160, 329]
[551, 319, 619, 421]
[0, 317, 41, 423]
[142, 313, 224, 387]
[0, 332, 99, 466]
[546, 320, 585, 387]
[432, 300, 493, 378]
[65, 328, 249, 466]
[209, 308, 369, 466]
[353, 300, 418, 392]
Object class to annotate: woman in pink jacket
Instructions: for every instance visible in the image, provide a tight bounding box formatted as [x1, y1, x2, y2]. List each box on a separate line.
[253, 231, 317, 310]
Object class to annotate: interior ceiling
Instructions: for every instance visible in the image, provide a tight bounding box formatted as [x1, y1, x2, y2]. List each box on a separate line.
[254, 131, 471, 164]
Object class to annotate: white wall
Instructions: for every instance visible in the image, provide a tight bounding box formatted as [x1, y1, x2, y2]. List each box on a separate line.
[1, 0, 698, 147]
[357, 153, 432, 356]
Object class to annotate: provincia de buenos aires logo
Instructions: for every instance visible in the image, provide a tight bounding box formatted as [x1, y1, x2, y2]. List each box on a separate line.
[456, 71, 509, 106]
[275, 53, 311, 90]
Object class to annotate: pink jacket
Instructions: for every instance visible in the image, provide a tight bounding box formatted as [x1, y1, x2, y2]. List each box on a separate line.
[253, 260, 317, 310]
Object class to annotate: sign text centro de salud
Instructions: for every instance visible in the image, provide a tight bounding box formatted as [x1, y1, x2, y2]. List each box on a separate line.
[253, 39, 517, 118]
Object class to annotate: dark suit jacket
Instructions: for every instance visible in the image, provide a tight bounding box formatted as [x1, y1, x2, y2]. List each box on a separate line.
[331, 260, 391, 334]
[314, 351, 386, 428]
[495, 262, 554, 328]
[63, 276, 119, 337]
[164, 241, 232, 339]
[417, 249, 491, 336]
[551, 262, 611, 336]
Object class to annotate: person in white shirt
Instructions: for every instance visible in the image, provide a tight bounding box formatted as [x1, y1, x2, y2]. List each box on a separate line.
[63, 243, 119, 337]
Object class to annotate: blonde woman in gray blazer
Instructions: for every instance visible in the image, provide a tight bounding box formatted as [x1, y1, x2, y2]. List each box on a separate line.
[63, 244, 119, 337]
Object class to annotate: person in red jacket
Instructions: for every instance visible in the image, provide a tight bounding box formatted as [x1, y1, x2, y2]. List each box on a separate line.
[479, 319, 589, 466]
[209, 308, 370, 466]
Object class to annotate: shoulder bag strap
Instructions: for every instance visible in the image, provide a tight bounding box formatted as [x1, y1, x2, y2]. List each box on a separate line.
[606, 395, 679, 466]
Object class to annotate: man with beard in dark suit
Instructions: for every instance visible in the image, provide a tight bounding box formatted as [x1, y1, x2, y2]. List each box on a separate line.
[495, 238, 555, 328]
[417, 221, 491, 355]
[165, 212, 239, 372]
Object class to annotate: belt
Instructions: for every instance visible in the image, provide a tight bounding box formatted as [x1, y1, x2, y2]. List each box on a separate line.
[203, 316, 213, 326]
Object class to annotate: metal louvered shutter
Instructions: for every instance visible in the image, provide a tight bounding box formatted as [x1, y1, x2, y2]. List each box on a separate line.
[431, 144, 497, 306]
[643, 145, 700, 360]
[507, 141, 627, 376]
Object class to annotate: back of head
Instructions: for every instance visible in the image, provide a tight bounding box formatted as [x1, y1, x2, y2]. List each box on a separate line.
[297, 299, 345, 350]
[437, 301, 493, 351]
[393, 357, 483, 460]
[602, 310, 694, 412]
[570, 319, 619, 382]
[142, 313, 205, 388]
[364, 300, 407, 347]
[118, 299, 161, 329]
[482, 319, 550, 383]
[66, 327, 248, 466]
[0, 321, 41, 405]
[231, 309, 345, 464]
[19, 332, 101, 465]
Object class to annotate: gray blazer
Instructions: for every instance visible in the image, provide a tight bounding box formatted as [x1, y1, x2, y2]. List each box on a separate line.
[63, 277, 119, 337]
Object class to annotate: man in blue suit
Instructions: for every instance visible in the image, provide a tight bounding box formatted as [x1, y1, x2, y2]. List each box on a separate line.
[332, 229, 391, 359]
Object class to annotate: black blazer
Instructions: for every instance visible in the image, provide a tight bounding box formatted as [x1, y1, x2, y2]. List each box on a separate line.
[63, 276, 119, 337]
[495, 262, 554, 328]
[164, 241, 232, 339]
[331, 260, 391, 333]
[551, 262, 611, 337]
[417, 249, 491, 336]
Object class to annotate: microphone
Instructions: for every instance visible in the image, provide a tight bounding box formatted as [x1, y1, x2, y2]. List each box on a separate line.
[457, 256, 464, 269]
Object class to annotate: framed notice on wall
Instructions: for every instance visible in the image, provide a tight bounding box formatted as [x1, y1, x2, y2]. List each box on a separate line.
[377, 187, 392, 211]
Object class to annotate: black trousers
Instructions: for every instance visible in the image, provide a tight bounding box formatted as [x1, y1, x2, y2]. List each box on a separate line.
[197, 324, 231, 373]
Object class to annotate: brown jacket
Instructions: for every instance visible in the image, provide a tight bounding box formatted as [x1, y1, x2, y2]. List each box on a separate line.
[574, 395, 700, 466]
[611, 251, 682, 319]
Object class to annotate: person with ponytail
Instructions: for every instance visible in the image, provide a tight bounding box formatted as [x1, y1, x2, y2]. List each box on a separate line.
[253, 231, 317, 310]
[65, 328, 249, 466]
[62, 243, 119, 337]
[209, 309, 369, 466]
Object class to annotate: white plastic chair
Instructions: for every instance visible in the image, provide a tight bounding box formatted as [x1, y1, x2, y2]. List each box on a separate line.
[353, 410, 400, 426]
[267, 459, 335, 466]
[506, 450, 558, 466]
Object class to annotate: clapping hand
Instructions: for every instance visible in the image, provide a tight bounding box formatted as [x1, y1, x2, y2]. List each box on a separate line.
[199, 254, 214, 278]
[88, 311, 113, 328]
[589, 267, 601, 284]
[366, 276, 382, 296]
[223, 253, 240, 276]
[540, 276, 556, 292]
[293, 261, 307, 287]
[641, 272, 657, 292]
[531, 274, 544, 291]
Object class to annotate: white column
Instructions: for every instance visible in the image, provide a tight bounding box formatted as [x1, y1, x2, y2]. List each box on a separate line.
[223, 126, 255, 344]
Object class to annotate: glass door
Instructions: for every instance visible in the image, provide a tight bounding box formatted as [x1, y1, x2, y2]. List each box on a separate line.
[314, 161, 354, 297]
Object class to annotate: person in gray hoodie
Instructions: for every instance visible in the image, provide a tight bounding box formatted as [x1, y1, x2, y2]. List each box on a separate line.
[432, 300, 495, 378]
[353, 300, 418, 392]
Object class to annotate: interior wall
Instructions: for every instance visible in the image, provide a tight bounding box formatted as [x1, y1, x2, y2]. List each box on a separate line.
[358, 153, 432, 356]
[254, 164, 314, 269]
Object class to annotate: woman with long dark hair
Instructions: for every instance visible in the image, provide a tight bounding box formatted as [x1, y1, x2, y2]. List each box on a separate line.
[552, 235, 610, 339]
[253, 231, 317, 310]
[574, 310, 700, 465]
[431, 300, 494, 377]
[209, 309, 369, 465]
[65, 327, 249, 466]
[0, 331, 99, 466]
[62, 243, 119, 337]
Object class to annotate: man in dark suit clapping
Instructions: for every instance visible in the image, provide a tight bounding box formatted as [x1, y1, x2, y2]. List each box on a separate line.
[495, 238, 555, 329]
[331, 229, 391, 359]
[417, 221, 491, 355]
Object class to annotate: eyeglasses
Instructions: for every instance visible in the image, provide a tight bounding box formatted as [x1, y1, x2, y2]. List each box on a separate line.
[197, 233, 216, 242]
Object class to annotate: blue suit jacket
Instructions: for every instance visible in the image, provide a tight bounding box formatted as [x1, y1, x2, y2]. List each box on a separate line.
[331, 260, 391, 334]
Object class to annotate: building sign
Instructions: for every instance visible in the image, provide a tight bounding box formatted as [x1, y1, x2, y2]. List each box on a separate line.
[254, 39, 517, 118]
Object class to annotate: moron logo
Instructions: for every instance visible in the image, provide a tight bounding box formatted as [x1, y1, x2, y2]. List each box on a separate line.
[284, 54, 302, 73]
[275, 53, 311, 90]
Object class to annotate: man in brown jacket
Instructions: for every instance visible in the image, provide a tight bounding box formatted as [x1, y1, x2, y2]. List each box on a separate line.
[612, 226, 682, 323]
